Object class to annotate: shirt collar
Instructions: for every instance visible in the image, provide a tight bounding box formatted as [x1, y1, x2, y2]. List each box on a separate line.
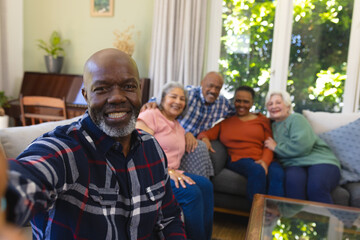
[199, 86, 207, 104]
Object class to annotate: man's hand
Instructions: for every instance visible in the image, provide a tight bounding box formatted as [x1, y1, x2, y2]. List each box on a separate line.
[140, 102, 158, 112]
[185, 132, 198, 153]
[200, 138, 215, 153]
[264, 137, 277, 151]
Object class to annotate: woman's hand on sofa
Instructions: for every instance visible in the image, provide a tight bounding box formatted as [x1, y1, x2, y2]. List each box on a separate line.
[200, 137, 215, 153]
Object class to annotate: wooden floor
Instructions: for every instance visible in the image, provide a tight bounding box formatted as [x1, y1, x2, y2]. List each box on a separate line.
[22, 212, 249, 240]
[212, 212, 249, 240]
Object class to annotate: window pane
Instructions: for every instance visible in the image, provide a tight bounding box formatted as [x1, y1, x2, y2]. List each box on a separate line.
[287, 0, 353, 113]
[220, 0, 277, 112]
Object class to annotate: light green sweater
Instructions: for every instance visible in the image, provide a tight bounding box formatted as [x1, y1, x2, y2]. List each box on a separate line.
[272, 113, 340, 168]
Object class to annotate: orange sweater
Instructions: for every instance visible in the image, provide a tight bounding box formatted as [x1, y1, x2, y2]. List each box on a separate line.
[197, 113, 274, 166]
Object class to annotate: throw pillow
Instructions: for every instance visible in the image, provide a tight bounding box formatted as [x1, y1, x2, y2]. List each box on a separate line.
[319, 118, 360, 185]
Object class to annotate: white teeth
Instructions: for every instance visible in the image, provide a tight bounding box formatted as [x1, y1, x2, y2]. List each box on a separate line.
[108, 112, 126, 118]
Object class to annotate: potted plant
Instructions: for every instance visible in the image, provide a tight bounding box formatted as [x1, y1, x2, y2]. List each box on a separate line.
[0, 91, 10, 128]
[37, 31, 70, 73]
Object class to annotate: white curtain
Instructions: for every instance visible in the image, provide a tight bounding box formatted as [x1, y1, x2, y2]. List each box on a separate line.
[149, 0, 208, 96]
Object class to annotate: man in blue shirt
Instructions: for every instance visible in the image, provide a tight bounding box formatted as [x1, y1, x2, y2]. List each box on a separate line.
[5, 48, 186, 240]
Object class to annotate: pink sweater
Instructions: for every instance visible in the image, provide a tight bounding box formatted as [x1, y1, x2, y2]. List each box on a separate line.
[138, 109, 185, 170]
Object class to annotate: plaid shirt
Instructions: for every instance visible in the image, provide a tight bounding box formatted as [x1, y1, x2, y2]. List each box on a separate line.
[7, 113, 186, 240]
[179, 85, 235, 136]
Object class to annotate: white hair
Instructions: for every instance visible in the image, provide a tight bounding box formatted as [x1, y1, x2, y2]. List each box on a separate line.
[265, 90, 293, 113]
[155, 81, 189, 118]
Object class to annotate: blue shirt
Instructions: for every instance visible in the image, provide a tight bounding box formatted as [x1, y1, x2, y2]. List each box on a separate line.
[7, 113, 186, 240]
[150, 85, 235, 137]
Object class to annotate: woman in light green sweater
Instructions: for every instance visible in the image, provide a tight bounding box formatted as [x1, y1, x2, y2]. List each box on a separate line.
[264, 90, 340, 204]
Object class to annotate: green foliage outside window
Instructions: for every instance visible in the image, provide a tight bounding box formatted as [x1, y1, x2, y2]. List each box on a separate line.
[220, 0, 353, 113]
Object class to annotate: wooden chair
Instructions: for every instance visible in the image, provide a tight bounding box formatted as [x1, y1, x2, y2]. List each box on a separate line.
[19, 94, 67, 126]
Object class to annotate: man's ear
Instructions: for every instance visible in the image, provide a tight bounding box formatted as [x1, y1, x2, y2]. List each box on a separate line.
[82, 88, 87, 101]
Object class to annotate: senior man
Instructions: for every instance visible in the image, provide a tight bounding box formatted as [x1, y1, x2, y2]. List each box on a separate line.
[5, 48, 186, 240]
[142, 72, 235, 178]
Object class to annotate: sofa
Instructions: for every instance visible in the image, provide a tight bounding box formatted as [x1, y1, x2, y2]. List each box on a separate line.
[210, 110, 360, 216]
[1, 110, 359, 220]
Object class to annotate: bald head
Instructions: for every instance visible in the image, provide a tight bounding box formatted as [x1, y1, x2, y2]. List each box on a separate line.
[83, 48, 139, 88]
[201, 71, 224, 104]
[202, 72, 224, 85]
[81, 48, 142, 140]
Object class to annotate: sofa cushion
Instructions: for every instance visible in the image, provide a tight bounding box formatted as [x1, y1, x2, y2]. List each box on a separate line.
[302, 110, 360, 134]
[0, 117, 81, 158]
[319, 118, 360, 185]
[212, 168, 247, 197]
[209, 140, 228, 176]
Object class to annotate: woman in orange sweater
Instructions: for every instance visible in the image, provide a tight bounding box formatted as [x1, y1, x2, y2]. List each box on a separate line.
[198, 86, 284, 203]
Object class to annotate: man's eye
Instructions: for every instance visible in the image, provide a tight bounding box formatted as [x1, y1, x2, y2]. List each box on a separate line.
[94, 87, 107, 92]
[124, 85, 137, 90]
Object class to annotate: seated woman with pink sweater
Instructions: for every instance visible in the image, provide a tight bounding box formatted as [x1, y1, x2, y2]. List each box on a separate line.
[136, 82, 213, 240]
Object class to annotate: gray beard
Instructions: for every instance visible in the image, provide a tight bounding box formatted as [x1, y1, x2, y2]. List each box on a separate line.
[89, 107, 138, 138]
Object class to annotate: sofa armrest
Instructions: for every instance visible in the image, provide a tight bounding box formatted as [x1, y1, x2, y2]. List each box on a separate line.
[209, 140, 228, 176]
[0, 116, 81, 158]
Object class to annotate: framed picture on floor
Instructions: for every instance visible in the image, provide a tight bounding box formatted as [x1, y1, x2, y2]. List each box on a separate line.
[90, 0, 114, 17]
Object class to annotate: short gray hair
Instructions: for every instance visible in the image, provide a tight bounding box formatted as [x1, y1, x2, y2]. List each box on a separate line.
[155, 81, 188, 118]
[265, 90, 293, 113]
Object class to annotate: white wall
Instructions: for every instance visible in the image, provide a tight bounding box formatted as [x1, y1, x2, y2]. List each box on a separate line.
[2, 0, 154, 99]
[1, 0, 23, 98]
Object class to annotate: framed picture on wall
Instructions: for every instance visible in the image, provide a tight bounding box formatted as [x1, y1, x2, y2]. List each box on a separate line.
[90, 0, 114, 17]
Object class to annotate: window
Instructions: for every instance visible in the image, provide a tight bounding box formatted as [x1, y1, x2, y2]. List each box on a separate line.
[207, 0, 360, 113]
[287, 0, 353, 113]
[220, 0, 277, 112]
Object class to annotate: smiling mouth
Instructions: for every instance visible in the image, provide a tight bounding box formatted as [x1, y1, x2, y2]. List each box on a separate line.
[270, 110, 281, 115]
[106, 112, 128, 119]
[171, 105, 182, 110]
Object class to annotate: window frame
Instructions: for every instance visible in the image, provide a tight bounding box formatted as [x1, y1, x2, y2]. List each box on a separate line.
[206, 0, 360, 113]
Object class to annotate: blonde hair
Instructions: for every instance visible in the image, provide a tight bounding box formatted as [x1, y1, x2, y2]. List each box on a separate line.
[265, 90, 293, 113]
